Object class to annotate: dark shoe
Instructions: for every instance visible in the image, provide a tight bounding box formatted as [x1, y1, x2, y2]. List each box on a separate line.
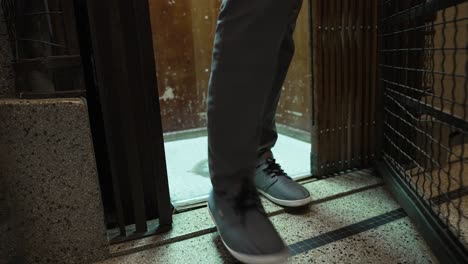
[208, 183, 288, 264]
[255, 157, 312, 207]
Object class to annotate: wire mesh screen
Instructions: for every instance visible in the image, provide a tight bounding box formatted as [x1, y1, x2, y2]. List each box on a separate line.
[379, 0, 468, 248]
[1, 0, 85, 98]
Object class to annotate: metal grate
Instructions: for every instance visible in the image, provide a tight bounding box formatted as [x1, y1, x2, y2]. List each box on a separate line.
[379, 0, 468, 251]
[310, 0, 379, 176]
[1, 0, 85, 98]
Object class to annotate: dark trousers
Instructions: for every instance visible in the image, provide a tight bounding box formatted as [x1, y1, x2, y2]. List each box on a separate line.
[207, 0, 303, 192]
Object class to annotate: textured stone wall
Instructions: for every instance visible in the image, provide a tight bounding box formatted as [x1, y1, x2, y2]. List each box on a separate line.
[0, 99, 109, 264]
[0, 6, 15, 264]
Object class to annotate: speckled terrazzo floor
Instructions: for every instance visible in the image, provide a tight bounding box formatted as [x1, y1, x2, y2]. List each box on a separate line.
[95, 170, 438, 264]
[405, 159, 468, 248]
[164, 134, 310, 208]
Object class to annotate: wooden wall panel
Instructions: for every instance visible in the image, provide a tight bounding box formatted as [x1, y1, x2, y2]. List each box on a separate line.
[149, 0, 312, 134]
[189, 0, 220, 128]
[276, 0, 313, 133]
[149, 0, 199, 132]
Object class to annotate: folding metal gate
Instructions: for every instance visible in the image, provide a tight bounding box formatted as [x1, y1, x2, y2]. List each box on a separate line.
[310, 0, 379, 176]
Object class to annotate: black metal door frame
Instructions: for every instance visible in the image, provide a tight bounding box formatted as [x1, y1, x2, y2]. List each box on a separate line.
[74, 0, 172, 242]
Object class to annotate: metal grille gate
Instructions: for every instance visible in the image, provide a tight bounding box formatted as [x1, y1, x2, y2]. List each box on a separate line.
[1, 0, 85, 98]
[378, 0, 468, 260]
[310, 0, 379, 176]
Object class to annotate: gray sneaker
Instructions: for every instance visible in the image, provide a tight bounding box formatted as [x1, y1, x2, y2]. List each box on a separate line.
[255, 157, 312, 207]
[208, 182, 288, 264]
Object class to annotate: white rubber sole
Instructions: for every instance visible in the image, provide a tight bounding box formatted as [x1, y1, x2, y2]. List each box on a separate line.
[208, 207, 289, 264]
[258, 189, 312, 207]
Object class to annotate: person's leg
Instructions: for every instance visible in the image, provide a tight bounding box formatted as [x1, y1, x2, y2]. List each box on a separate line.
[207, 0, 302, 262]
[257, 20, 298, 157]
[254, 4, 312, 208]
[207, 0, 302, 192]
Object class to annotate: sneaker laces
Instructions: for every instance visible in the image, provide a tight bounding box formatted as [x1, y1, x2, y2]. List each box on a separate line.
[262, 158, 291, 179]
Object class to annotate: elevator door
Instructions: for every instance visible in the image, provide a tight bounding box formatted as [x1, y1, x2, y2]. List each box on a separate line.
[148, 0, 314, 209]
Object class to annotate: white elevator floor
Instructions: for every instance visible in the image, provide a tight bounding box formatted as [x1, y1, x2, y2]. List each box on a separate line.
[164, 134, 311, 209]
